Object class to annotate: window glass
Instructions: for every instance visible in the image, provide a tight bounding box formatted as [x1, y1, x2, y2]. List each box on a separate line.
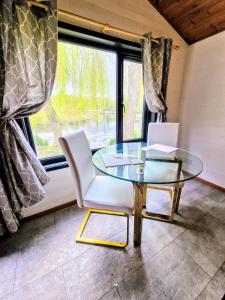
[30, 42, 117, 158]
[123, 60, 144, 140]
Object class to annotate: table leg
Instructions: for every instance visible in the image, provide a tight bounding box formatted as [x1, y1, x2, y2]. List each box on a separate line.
[133, 183, 145, 246]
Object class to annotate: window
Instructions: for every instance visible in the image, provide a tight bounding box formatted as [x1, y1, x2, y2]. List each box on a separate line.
[30, 42, 117, 158]
[25, 23, 151, 169]
[123, 60, 144, 140]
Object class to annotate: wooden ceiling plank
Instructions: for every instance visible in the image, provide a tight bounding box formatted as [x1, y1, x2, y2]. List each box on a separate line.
[156, 0, 182, 12]
[167, 0, 211, 24]
[148, 0, 225, 44]
[177, 9, 225, 35]
[184, 23, 218, 40]
[186, 10, 225, 32]
[148, 0, 186, 41]
[162, 1, 194, 17]
[214, 20, 225, 32]
[188, 1, 225, 24]
[208, 0, 225, 14]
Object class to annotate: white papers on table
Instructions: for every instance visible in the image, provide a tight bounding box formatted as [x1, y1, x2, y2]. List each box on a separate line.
[102, 154, 144, 168]
[142, 144, 178, 153]
[129, 158, 144, 165]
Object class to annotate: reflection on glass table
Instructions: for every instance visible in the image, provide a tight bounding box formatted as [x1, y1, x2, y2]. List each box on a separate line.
[92, 142, 203, 246]
[93, 142, 203, 185]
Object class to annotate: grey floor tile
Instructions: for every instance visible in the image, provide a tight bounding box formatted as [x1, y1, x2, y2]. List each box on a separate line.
[117, 266, 168, 300]
[106, 212, 185, 263]
[206, 189, 225, 203]
[54, 205, 86, 233]
[181, 180, 203, 198]
[145, 188, 171, 216]
[63, 244, 145, 300]
[175, 187, 223, 226]
[83, 212, 127, 241]
[11, 268, 67, 300]
[2, 181, 224, 300]
[176, 213, 225, 277]
[131, 189, 186, 260]
[14, 232, 58, 290]
[186, 179, 203, 189]
[0, 242, 18, 298]
[179, 190, 204, 210]
[55, 205, 127, 244]
[196, 183, 217, 197]
[18, 213, 55, 242]
[197, 262, 225, 300]
[209, 196, 225, 225]
[140, 217, 186, 261]
[14, 216, 90, 290]
[48, 222, 91, 266]
[118, 243, 210, 300]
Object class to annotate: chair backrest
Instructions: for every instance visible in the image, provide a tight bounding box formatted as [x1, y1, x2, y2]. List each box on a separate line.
[147, 123, 180, 147]
[59, 130, 96, 207]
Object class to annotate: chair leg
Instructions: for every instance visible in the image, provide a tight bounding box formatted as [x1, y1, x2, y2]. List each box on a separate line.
[147, 185, 173, 200]
[143, 185, 175, 223]
[175, 187, 182, 213]
[142, 184, 147, 209]
[76, 209, 129, 248]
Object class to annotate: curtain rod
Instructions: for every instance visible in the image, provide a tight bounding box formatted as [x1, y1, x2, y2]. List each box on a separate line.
[28, 1, 179, 50]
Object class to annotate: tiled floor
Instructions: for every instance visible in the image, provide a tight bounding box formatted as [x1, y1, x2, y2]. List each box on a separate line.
[0, 180, 225, 300]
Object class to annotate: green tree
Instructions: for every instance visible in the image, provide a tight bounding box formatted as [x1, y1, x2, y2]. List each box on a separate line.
[30, 42, 116, 157]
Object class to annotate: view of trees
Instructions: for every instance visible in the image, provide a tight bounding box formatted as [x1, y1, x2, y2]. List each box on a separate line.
[123, 60, 144, 140]
[30, 42, 143, 158]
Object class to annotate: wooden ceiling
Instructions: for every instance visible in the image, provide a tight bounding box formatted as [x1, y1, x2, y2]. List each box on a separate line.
[148, 0, 225, 44]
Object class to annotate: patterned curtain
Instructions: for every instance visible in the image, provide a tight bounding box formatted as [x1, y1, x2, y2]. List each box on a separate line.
[0, 0, 57, 235]
[142, 33, 172, 122]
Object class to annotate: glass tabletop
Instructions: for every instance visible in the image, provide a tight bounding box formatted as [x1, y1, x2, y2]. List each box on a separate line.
[92, 142, 203, 185]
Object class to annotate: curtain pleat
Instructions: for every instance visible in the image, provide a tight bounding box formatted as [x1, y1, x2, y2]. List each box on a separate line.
[142, 33, 172, 122]
[0, 0, 57, 235]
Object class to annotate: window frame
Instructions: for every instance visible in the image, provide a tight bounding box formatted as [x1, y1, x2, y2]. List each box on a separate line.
[23, 22, 152, 171]
[121, 57, 147, 142]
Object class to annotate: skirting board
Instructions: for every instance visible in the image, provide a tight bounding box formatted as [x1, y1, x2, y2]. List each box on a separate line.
[22, 200, 77, 222]
[196, 176, 225, 192]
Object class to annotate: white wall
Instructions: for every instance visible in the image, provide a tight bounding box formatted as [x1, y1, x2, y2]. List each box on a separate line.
[58, 0, 187, 122]
[22, 0, 187, 217]
[179, 31, 225, 188]
[22, 168, 76, 217]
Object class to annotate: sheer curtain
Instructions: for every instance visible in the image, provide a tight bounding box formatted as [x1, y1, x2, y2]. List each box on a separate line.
[0, 0, 57, 235]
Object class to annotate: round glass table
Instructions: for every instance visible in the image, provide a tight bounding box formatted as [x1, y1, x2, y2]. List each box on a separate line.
[92, 142, 203, 246]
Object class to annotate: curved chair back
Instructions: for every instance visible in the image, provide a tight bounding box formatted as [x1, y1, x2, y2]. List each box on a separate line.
[59, 130, 96, 207]
[147, 123, 180, 147]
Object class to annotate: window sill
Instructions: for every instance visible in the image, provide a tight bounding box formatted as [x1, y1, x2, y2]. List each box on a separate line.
[42, 139, 147, 172]
[44, 161, 68, 172]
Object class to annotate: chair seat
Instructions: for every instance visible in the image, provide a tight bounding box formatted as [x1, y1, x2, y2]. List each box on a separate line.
[149, 180, 184, 189]
[147, 167, 185, 189]
[84, 176, 134, 214]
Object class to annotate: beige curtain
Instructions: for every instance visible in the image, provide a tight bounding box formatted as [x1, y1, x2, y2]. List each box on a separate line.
[142, 33, 172, 122]
[0, 0, 57, 235]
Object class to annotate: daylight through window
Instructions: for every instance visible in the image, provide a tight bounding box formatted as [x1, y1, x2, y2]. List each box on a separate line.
[30, 42, 117, 158]
[29, 31, 148, 161]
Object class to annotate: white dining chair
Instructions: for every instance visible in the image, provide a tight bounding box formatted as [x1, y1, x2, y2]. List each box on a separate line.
[59, 130, 135, 248]
[144, 122, 184, 221]
[147, 122, 180, 148]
